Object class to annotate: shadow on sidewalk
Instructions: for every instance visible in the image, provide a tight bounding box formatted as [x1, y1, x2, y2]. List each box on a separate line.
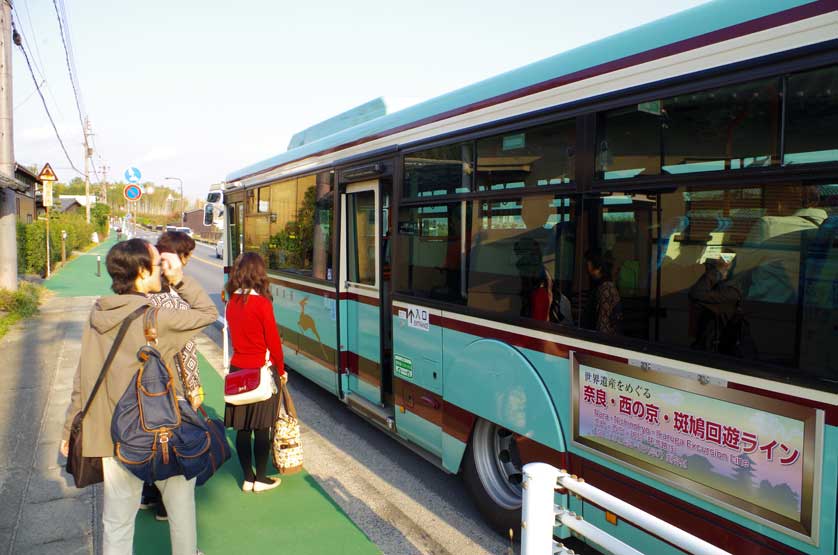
[1, 297, 101, 553]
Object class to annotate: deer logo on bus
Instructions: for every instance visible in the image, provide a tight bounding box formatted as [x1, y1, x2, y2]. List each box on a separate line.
[298, 296, 328, 360]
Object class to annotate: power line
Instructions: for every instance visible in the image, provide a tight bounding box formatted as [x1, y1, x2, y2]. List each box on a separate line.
[20, 0, 47, 81]
[51, 0, 103, 185]
[52, 0, 85, 134]
[15, 4, 65, 119]
[13, 79, 44, 110]
[11, 22, 84, 176]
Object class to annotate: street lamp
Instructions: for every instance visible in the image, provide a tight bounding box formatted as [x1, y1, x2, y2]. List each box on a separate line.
[164, 177, 183, 225]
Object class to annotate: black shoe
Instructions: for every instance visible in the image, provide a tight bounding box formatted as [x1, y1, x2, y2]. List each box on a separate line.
[141, 484, 161, 510]
[155, 503, 168, 521]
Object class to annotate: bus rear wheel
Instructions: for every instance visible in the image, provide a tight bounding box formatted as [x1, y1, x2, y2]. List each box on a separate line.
[462, 419, 524, 535]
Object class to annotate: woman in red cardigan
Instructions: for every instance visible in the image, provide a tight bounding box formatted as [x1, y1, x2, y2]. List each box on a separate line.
[224, 253, 287, 493]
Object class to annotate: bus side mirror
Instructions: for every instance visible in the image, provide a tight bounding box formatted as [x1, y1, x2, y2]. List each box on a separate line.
[203, 204, 214, 226]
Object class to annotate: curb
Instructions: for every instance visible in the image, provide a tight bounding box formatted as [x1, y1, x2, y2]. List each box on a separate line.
[195, 331, 226, 379]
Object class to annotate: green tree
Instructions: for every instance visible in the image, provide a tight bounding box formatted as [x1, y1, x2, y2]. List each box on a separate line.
[91, 203, 111, 234]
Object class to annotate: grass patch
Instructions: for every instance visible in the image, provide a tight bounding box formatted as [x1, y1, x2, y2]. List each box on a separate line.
[0, 282, 44, 338]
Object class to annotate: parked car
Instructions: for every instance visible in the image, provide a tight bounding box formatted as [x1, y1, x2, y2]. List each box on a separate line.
[155, 225, 163, 231]
[165, 225, 177, 233]
[176, 226, 193, 237]
[215, 239, 224, 259]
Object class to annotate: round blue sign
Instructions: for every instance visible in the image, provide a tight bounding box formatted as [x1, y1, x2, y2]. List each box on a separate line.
[124, 167, 142, 184]
[123, 184, 143, 201]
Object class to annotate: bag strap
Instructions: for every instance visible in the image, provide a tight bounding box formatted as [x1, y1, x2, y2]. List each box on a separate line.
[143, 306, 159, 344]
[78, 306, 147, 423]
[278, 381, 297, 420]
[223, 301, 230, 374]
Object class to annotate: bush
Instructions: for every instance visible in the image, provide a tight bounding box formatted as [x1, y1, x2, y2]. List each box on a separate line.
[17, 214, 97, 276]
[0, 281, 42, 317]
[0, 282, 43, 338]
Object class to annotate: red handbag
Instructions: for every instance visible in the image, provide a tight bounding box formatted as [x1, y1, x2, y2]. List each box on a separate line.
[224, 367, 261, 396]
[224, 364, 275, 405]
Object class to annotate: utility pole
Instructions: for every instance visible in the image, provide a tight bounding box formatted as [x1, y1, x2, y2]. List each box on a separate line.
[0, 0, 17, 291]
[100, 161, 108, 208]
[83, 117, 92, 223]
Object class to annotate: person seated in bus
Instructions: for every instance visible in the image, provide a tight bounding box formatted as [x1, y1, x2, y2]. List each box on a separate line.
[513, 236, 572, 324]
[688, 254, 752, 357]
[581, 249, 622, 335]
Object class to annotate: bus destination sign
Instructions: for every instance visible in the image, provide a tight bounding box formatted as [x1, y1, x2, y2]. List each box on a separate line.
[571, 352, 821, 540]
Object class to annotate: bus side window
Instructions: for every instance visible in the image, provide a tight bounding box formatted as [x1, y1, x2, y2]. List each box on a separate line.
[467, 194, 577, 326]
[395, 203, 465, 304]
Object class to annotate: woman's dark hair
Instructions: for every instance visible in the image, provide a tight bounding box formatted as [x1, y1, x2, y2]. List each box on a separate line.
[585, 248, 614, 281]
[156, 231, 196, 259]
[107, 239, 153, 294]
[225, 252, 272, 302]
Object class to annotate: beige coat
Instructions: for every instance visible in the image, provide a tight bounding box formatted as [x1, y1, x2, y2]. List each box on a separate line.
[62, 276, 218, 457]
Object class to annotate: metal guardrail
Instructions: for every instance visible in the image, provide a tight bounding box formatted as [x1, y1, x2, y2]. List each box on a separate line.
[521, 463, 732, 555]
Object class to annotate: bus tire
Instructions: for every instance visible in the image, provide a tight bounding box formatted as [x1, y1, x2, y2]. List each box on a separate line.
[462, 419, 523, 536]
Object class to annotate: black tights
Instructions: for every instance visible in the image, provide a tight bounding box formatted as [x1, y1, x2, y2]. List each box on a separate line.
[235, 429, 271, 483]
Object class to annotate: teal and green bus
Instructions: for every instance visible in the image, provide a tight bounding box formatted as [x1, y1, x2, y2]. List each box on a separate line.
[219, 1, 837, 553]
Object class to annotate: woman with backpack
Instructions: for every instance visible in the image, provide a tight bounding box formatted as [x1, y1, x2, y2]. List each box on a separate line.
[224, 252, 287, 493]
[60, 239, 217, 555]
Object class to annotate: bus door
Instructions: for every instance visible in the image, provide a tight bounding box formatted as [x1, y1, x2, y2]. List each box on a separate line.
[339, 180, 391, 411]
[226, 200, 244, 264]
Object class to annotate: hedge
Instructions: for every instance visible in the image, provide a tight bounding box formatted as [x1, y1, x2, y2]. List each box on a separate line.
[17, 214, 98, 276]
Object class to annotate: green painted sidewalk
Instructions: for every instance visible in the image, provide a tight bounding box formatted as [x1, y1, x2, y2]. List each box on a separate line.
[45, 233, 118, 296]
[135, 358, 380, 554]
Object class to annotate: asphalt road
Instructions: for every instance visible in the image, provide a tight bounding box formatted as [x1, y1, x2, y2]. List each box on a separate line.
[132, 229, 513, 555]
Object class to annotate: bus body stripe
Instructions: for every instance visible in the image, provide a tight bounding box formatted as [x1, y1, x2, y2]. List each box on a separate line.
[442, 401, 476, 445]
[339, 292, 380, 307]
[394, 377, 443, 427]
[268, 275, 337, 298]
[339, 350, 381, 387]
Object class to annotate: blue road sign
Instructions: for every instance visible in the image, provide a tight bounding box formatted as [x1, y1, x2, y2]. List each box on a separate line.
[124, 167, 142, 184]
[123, 184, 143, 202]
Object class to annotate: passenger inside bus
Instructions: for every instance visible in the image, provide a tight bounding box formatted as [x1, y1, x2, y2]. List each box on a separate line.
[580, 249, 622, 335]
[687, 254, 752, 357]
[512, 196, 573, 324]
[467, 194, 575, 324]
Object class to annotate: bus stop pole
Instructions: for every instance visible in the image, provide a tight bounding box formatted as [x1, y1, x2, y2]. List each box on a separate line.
[45, 206, 51, 278]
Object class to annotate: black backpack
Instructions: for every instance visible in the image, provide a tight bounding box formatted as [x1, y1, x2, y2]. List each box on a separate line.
[110, 308, 228, 485]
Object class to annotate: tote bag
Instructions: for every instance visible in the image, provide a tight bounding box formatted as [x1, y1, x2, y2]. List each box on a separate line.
[272, 382, 303, 474]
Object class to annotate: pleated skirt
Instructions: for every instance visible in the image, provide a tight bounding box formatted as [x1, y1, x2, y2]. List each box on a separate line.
[224, 365, 278, 431]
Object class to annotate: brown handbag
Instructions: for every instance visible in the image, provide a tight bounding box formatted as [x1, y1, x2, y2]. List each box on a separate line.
[66, 306, 146, 488]
[272, 381, 303, 475]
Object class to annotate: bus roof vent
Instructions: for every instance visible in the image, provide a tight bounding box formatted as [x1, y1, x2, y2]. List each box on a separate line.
[287, 97, 386, 151]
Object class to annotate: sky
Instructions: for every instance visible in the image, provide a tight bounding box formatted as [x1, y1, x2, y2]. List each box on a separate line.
[12, 0, 710, 201]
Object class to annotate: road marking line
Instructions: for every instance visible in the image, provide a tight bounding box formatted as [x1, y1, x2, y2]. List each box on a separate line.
[191, 256, 224, 269]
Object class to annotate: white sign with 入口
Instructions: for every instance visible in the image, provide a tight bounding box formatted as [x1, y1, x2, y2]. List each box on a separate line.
[400, 304, 429, 332]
